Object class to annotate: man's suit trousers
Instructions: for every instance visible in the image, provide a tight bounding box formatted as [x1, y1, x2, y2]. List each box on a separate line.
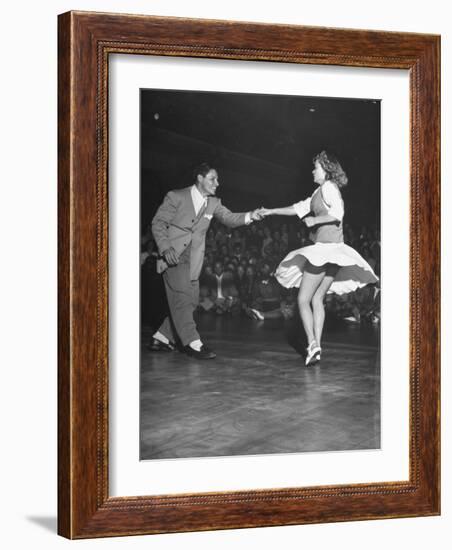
[157, 246, 200, 346]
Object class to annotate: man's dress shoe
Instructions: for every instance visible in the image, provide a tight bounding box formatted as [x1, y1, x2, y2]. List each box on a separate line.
[147, 338, 176, 352]
[183, 344, 216, 359]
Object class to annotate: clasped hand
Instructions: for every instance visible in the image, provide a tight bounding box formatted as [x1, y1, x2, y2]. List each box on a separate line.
[250, 207, 270, 221]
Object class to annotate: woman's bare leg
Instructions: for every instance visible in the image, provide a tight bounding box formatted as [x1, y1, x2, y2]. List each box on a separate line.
[298, 268, 326, 346]
[311, 265, 339, 347]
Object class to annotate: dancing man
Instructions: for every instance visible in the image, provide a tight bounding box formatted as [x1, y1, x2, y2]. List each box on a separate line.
[151, 163, 264, 359]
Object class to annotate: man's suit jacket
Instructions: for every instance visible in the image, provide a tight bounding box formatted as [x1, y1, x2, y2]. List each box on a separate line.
[152, 187, 248, 281]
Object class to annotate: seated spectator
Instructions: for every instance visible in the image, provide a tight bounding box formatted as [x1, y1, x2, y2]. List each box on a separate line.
[371, 285, 381, 324]
[198, 285, 215, 313]
[205, 228, 217, 254]
[261, 241, 281, 268]
[229, 228, 245, 254]
[353, 284, 380, 324]
[272, 230, 284, 253]
[280, 288, 298, 320]
[232, 243, 246, 263]
[219, 244, 229, 259]
[361, 245, 377, 271]
[325, 293, 361, 324]
[140, 237, 158, 266]
[325, 284, 380, 325]
[248, 245, 259, 259]
[234, 264, 247, 299]
[204, 261, 241, 315]
[242, 265, 257, 306]
[222, 255, 232, 268]
[244, 262, 286, 321]
[200, 264, 213, 285]
[248, 255, 258, 268]
[246, 224, 263, 251]
[226, 262, 237, 275]
[280, 223, 289, 243]
[214, 226, 229, 249]
[275, 227, 289, 256]
[261, 226, 273, 257]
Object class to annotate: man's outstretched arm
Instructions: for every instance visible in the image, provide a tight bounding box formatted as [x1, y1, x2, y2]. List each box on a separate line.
[213, 200, 264, 228]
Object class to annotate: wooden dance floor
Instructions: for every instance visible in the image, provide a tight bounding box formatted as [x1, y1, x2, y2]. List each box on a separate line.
[140, 316, 380, 460]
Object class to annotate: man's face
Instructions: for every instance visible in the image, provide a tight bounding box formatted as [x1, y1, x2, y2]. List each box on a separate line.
[197, 169, 219, 196]
[214, 262, 224, 276]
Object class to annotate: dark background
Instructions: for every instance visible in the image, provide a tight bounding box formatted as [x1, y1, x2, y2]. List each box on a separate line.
[140, 89, 381, 229]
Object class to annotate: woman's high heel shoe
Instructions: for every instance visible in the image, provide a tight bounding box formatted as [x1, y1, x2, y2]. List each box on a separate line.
[315, 347, 322, 362]
[305, 340, 321, 366]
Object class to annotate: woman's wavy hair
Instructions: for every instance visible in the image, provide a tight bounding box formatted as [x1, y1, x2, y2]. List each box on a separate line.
[314, 150, 348, 188]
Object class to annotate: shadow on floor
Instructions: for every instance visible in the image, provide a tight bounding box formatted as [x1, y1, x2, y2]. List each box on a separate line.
[26, 516, 57, 533]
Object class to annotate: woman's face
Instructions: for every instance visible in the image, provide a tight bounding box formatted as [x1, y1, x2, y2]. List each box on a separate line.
[312, 160, 327, 185]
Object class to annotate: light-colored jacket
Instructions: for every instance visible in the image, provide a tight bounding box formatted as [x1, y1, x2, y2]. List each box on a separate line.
[152, 186, 248, 280]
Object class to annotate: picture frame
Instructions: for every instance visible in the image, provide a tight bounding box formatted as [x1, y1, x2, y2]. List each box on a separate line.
[57, 10, 440, 539]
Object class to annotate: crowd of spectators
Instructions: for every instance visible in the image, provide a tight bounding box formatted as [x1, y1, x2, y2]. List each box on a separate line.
[141, 217, 381, 327]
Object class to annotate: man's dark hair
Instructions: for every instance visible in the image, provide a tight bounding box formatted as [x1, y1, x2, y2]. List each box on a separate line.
[193, 162, 214, 180]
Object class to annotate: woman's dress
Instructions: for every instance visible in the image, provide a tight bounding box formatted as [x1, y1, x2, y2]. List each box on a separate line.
[275, 181, 379, 295]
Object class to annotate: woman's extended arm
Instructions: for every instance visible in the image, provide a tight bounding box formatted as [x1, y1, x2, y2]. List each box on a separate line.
[263, 196, 312, 219]
[262, 205, 297, 217]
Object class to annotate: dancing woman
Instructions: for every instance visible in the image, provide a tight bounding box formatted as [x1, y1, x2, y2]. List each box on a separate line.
[261, 151, 378, 366]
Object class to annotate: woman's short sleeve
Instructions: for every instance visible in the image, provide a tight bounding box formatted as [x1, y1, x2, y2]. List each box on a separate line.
[321, 182, 344, 221]
[292, 197, 311, 219]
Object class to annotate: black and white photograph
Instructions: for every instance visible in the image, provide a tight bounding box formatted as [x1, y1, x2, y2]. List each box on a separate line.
[139, 89, 381, 460]
[3, 0, 445, 546]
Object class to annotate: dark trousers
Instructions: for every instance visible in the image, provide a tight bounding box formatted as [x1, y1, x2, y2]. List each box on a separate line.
[157, 247, 200, 346]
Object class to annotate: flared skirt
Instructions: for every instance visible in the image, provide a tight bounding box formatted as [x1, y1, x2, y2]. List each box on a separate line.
[275, 242, 379, 295]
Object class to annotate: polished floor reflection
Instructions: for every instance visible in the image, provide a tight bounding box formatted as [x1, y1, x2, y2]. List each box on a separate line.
[140, 316, 380, 460]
